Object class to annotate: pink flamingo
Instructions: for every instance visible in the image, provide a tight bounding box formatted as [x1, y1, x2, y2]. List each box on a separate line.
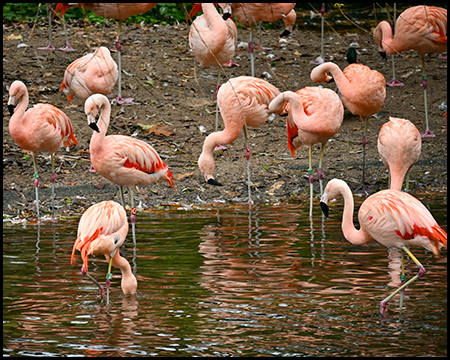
[7, 80, 79, 223]
[311, 60, 386, 193]
[37, 3, 74, 51]
[57, 3, 157, 104]
[71, 200, 137, 305]
[224, 3, 296, 76]
[268, 86, 344, 217]
[189, 3, 238, 132]
[60, 46, 118, 103]
[84, 94, 175, 243]
[373, 5, 447, 137]
[377, 117, 421, 191]
[320, 178, 447, 317]
[197, 75, 280, 203]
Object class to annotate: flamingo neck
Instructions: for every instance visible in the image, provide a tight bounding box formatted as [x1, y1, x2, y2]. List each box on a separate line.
[340, 186, 373, 246]
[202, 3, 228, 53]
[10, 89, 29, 126]
[112, 253, 137, 295]
[375, 21, 397, 55]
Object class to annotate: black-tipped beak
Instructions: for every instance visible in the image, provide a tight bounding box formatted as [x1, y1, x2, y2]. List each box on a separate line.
[379, 51, 388, 61]
[89, 122, 100, 132]
[8, 104, 15, 116]
[320, 202, 329, 218]
[222, 12, 231, 21]
[279, 29, 291, 38]
[207, 178, 223, 186]
[327, 75, 335, 84]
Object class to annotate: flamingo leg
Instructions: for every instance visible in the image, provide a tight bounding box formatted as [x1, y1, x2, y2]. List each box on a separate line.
[58, 14, 74, 51]
[38, 4, 56, 50]
[105, 255, 114, 306]
[399, 248, 406, 315]
[249, 28, 255, 77]
[115, 20, 134, 104]
[318, 144, 326, 196]
[130, 188, 137, 270]
[118, 185, 126, 210]
[310, 3, 325, 65]
[355, 116, 370, 194]
[81, 264, 105, 298]
[308, 147, 314, 218]
[420, 56, 435, 137]
[243, 124, 253, 205]
[32, 155, 41, 224]
[387, 55, 404, 86]
[379, 246, 426, 318]
[50, 154, 56, 222]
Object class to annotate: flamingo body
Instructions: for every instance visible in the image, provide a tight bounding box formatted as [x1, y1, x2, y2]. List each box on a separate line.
[189, 3, 237, 67]
[71, 200, 137, 296]
[198, 76, 280, 184]
[377, 117, 421, 191]
[85, 94, 175, 191]
[228, 3, 296, 27]
[60, 46, 118, 103]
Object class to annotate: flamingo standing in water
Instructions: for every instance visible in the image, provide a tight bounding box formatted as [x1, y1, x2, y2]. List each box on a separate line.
[224, 3, 296, 76]
[71, 200, 137, 305]
[84, 94, 175, 244]
[268, 87, 344, 217]
[311, 59, 386, 193]
[7, 80, 79, 223]
[189, 3, 238, 132]
[60, 46, 118, 103]
[198, 75, 280, 203]
[377, 117, 421, 191]
[320, 178, 447, 317]
[56, 3, 157, 104]
[373, 5, 447, 137]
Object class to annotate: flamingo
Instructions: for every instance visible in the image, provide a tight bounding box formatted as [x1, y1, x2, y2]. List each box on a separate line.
[224, 3, 296, 76]
[189, 3, 238, 132]
[84, 94, 175, 244]
[60, 46, 118, 103]
[377, 117, 421, 191]
[71, 200, 137, 305]
[37, 3, 74, 51]
[268, 87, 344, 217]
[197, 75, 280, 203]
[7, 80, 79, 223]
[56, 3, 157, 104]
[320, 178, 447, 317]
[310, 3, 326, 65]
[310, 60, 386, 193]
[373, 5, 447, 137]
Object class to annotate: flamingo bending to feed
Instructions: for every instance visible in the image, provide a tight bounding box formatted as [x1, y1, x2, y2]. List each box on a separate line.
[57, 3, 157, 104]
[189, 3, 238, 132]
[373, 5, 447, 137]
[224, 3, 296, 76]
[60, 46, 118, 103]
[7, 80, 79, 223]
[71, 200, 137, 305]
[198, 75, 280, 203]
[269, 87, 344, 217]
[377, 117, 421, 191]
[84, 94, 175, 244]
[320, 178, 447, 317]
[311, 60, 386, 193]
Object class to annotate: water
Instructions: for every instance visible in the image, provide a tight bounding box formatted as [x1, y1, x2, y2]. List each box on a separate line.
[3, 195, 447, 357]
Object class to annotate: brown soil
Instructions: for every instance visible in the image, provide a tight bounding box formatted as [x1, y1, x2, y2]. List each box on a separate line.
[3, 20, 447, 220]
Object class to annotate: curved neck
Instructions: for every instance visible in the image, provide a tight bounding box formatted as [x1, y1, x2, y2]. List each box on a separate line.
[311, 63, 352, 97]
[374, 21, 396, 54]
[111, 253, 137, 295]
[10, 88, 29, 125]
[340, 186, 373, 246]
[201, 3, 227, 52]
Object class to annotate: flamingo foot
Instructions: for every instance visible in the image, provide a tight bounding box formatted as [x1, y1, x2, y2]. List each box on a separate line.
[214, 144, 227, 151]
[89, 165, 96, 173]
[354, 184, 372, 195]
[257, 44, 272, 51]
[223, 60, 239, 67]
[387, 79, 404, 87]
[421, 129, 436, 138]
[379, 299, 388, 318]
[116, 96, 134, 104]
[37, 44, 55, 50]
[310, 56, 325, 65]
[58, 44, 75, 51]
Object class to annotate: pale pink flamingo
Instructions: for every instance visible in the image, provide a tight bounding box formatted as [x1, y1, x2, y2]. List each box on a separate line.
[71, 200, 137, 305]
[268, 86, 344, 216]
[60, 46, 118, 103]
[320, 178, 447, 317]
[189, 3, 238, 132]
[373, 5, 447, 137]
[57, 3, 157, 104]
[224, 3, 296, 76]
[7, 80, 79, 223]
[197, 75, 280, 203]
[311, 60, 386, 193]
[310, 3, 326, 65]
[377, 117, 421, 191]
[84, 94, 175, 244]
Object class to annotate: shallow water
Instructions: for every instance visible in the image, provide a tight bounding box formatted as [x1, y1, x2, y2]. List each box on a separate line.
[3, 194, 447, 357]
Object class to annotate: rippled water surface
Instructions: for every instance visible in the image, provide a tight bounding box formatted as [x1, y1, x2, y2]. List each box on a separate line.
[3, 194, 447, 357]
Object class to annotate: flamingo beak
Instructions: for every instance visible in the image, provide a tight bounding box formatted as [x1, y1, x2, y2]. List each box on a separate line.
[87, 113, 100, 132]
[222, 12, 232, 20]
[8, 104, 15, 116]
[320, 202, 329, 218]
[379, 51, 388, 61]
[207, 178, 223, 186]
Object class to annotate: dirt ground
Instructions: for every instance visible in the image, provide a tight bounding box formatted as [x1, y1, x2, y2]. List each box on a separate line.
[3, 18, 447, 221]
